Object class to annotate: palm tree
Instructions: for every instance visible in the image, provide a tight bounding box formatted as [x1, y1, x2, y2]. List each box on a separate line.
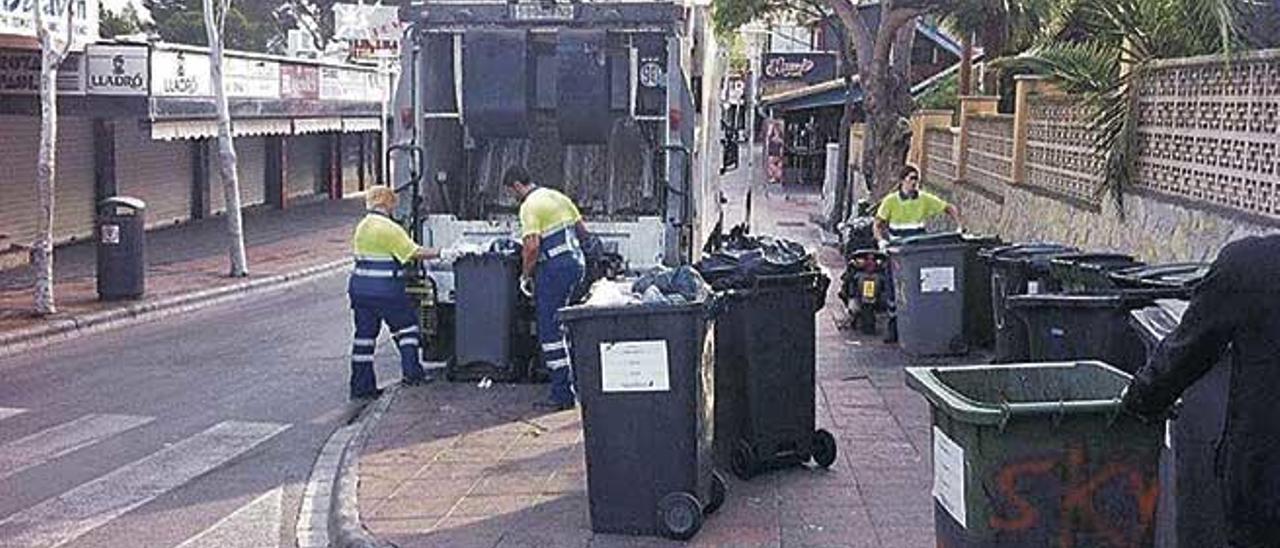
[1005, 0, 1263, 208]
[942, 0, 1059, 94]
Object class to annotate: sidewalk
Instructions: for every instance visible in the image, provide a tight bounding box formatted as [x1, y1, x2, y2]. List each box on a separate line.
[354, 164, 979, 547]
[0, 198, 363, 347]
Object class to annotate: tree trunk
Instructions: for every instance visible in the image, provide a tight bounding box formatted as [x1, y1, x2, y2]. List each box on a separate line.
[958, 33, 973, 95]
[32, 0, 62, 315]
[861, 21, 918, 199]
[204, 0, 249, 277]
[825, 29, 858, 228]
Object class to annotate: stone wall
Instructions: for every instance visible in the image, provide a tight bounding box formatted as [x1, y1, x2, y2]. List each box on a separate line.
[910, 51, 1280, 262]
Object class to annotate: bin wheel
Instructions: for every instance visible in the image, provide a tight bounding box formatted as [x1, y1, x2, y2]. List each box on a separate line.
[731, 440, 759, 480]
[704, 470, 727, 516]
[812, 429, 838, 468]
[657, 492, 703, 541]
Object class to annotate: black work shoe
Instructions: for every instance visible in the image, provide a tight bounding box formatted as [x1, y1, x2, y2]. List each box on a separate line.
[350, 388, 384, 401]
[883, 318, 899, 344]
[532, 399, 575, 412]
[401, 375, 434, 387]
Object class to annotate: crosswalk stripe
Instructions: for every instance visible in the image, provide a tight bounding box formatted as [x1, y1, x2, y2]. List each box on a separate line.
[0, 407, 27, 422]
[173, 487, 283, 548]
[0, 420, 289, 548]
[0, 414, 154, 482]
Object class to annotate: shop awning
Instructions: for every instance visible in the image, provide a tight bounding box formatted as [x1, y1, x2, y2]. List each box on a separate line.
[294, 118, 344, 134]
[341, 117, 382, 132]
[232, 118, 293, 137]
[151, 120, 218, 141]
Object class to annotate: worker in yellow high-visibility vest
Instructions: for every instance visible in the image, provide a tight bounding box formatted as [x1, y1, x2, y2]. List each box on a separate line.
[347, 186, 439, 400]
[504, 167, 588, 411]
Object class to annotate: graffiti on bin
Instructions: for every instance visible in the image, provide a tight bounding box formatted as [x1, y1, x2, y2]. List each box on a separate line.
[987, 443, 1158, 548]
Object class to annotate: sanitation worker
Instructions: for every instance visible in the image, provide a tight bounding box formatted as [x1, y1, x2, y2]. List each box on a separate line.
[347, 186, 438, 400]
[872, 165, 962, 343]
[503, 167, 588, 411]
[1122, 234, 1280, 548]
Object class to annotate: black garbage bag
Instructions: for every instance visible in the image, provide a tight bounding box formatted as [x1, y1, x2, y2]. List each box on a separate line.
[633, 265, 712, 304]
[696, 226, 816, 290]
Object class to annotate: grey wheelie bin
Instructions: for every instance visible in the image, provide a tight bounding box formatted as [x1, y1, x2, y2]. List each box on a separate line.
[713, 271, 836, 480]
[889, 232, 970, 356]
[1131, 299, 1229, 548]
[560, 301, 727, 540]
[905, 361, 1163, 547]
[450, 252, 525, 382]
[981, 243, 1078, 362]
[1110, 263, 1211, 295]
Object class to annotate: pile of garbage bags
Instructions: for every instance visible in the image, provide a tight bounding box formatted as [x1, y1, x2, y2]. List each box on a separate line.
[695, 225, 817, 290]
[582, 265, 712, 307]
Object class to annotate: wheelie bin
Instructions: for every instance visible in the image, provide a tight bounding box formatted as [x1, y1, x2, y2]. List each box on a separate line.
[1048, 252, 1143, 294]
[714, 271, 836, 480]
[1007, 293, 1155, 374]
[450, 251, 525, 382]
[1110, 263, 1211, 295]
[961, 235, 1004, 349]
[905, 361, 1162, 547]
[1130, 299, 1229, 548]
[889, 232, 970, 356]
[559, 300, 726, 540]
[981, 243, 1078, 362]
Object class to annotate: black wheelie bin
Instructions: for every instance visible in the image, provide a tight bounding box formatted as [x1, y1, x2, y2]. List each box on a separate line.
[906, 361, 1163, 547]
[560, 300, 727, 540]
[961, 235, 1004, 349]
[889, 232, 971, 356]
[450, 251, 527, 382]
[714, 271, 835, 480]
[1130, 299, 1229, 548]
[1048, 252, 1144, 294]
[981, 243, 1078, 362]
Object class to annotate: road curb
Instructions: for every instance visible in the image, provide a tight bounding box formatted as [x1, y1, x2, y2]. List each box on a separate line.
[0, 258, 351, 359]
[319, 387, 398, 548]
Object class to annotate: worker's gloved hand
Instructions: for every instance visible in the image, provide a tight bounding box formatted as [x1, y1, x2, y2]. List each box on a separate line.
[519, 276, 534, 298]
[877, 239, 890, 252]
[438, 247, 461, 263]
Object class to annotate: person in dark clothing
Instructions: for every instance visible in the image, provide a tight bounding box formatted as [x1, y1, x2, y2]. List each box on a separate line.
[1121, 234, 1280, 548]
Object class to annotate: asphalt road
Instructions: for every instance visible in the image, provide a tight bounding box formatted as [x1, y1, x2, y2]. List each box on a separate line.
[0, 272, 407, 548]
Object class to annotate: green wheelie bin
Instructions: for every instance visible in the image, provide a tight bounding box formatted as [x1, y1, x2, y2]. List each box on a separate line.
[906, 361, 1163, 547]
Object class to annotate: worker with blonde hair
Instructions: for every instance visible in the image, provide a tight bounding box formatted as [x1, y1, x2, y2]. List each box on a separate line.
[347, 186, 439, 400]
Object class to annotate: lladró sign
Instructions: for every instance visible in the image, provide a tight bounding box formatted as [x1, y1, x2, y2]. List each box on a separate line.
[86, 45, 147, 95]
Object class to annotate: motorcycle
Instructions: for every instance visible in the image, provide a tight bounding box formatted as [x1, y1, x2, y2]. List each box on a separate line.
[839, 249, 890, 335]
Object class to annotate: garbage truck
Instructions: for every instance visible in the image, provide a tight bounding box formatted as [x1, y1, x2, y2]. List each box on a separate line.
[389, 0, 732, 368]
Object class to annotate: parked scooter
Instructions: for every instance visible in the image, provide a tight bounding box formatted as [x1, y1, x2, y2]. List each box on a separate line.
[839, 249, 889, 335]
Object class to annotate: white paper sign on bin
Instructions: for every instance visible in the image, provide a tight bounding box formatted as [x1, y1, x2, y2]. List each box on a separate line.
[600, 340, 670, 393]
[932, 426, 967, 528]
[920, 266, 956, 293]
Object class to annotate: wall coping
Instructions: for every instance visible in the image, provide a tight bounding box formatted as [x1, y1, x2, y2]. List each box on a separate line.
[1145, 47, 1280, 69]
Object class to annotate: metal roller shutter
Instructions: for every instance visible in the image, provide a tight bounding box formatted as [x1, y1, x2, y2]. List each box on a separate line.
[0, 115, 97, 253]
[341, 133, 362, 196]
[286, 134, 325, 200]
[209, 136, 267, 213]
[116, 122, 193, 229]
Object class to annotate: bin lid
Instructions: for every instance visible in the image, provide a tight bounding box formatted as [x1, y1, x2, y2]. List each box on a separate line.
[559, 299, 708, 322]
[904, 361, 1132, 426]
[982, 243, 1077, 263]
[1110, 263, 1210, 288]
[895, 231, 964, 247]
[98, 196, 146, 212]
[1049, 252, 1141, 270]
[1128, 299, 1190, 344]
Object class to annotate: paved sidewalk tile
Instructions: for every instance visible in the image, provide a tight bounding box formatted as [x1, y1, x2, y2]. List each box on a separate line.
[358, 159, 990, 547]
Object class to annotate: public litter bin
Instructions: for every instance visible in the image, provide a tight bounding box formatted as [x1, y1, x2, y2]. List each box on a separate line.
[1131, 300, 1228, 548]
[889, 232, 971, 356]
[905, 361, 1162, 548]
[450, 252, 524, 382]
[713, 271, 836, 480]
[981, 243, 1078, 362]
[1049, 252, 1143, 294]
[560, 301, 726, 540]
[1007, 293, 1154, 374]
[96, 196, 147, 300]
[962, 234, 1003, 349]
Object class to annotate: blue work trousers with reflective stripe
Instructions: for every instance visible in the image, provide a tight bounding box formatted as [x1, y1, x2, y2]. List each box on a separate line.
[349, 302, 427, 398]
[536, 250, 585, 406]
